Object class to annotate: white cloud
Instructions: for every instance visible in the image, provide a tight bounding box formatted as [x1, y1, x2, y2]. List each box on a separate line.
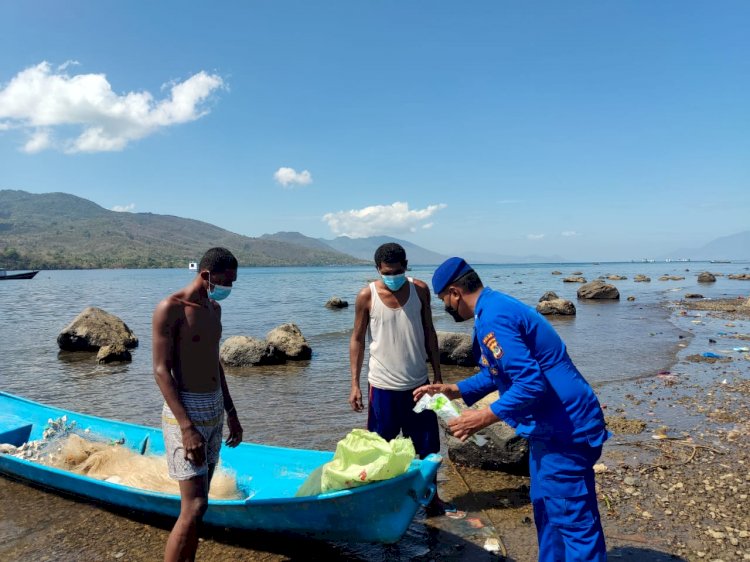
[527, 233, 545, 240]
[111, 203, 136, 212]
[0, 61, 224, 153]
[561, 230, 579, 237]
[22, 129, 52, 153]
[274, 167, 312, 187]
[323, 201, 446, 238]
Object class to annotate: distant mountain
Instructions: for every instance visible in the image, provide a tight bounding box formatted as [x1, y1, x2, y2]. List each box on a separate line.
[0, 190, 366, 269]
[661, 231, 750, 261]
[260, 231, 339, 253]
[320, 235, 449, 265]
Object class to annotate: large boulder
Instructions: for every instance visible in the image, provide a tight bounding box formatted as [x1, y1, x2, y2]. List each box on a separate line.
[444, 394, 529, 473]
[57, 307, 138, 352]
[266, 323, 312, 360]
[634, 274, 651, 282]
[220, 336, 284, 367]
[536, 298, 576, 316]
[728, 273, 750, 280]
[659, 275, 685, 281]
[563, 276, 587, 283]
[577, 280, 620, 300]
[607, 274, 627, 280]
[697, 272, 716, 283]
[436, 331, 474, 367]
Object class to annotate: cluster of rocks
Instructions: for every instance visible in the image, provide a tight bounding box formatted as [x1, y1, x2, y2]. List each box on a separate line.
[220, 323, 312, 367]
[57, 307, 138, 364]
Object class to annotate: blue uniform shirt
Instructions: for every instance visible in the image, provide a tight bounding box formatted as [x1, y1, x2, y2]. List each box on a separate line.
[456, 287, 608, 445]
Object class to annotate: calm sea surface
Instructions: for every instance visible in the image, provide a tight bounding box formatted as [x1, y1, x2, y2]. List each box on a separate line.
[1, 261, 746, 451]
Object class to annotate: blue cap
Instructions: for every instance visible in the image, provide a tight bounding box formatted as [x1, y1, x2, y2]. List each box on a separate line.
[432, 257, 474, 295]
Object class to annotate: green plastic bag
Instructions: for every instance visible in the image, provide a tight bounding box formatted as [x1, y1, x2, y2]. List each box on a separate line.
[296, 429, 416, 497]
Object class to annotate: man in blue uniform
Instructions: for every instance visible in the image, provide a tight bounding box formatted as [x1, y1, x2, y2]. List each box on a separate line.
[414, 257, 608, 561]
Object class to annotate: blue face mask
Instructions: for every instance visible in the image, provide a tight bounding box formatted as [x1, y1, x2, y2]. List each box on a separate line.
[208, 274, 232, 301]
[382, 273, 407, 292]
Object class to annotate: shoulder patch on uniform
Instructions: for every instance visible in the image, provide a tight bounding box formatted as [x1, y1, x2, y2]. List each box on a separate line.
[482, 332, 504, 359]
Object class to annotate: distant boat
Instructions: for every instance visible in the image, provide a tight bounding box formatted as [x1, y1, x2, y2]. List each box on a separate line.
[710, 260, 731, 264]
[0, 269, 39, 280]
[188, 262, 198, 271]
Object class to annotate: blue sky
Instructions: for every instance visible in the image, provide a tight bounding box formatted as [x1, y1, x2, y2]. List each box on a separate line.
[0, 1, 748, 261]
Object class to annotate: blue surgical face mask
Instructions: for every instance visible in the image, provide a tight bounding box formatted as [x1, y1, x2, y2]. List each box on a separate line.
[382, 273, 407, 292]
[208, 274, 232, 301]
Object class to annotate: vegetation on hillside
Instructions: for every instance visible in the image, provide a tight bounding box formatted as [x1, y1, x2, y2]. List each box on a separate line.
[0, 190, 366, 269]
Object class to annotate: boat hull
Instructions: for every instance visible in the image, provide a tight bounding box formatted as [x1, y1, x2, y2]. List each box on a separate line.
[0, 392, 440, 543]
[0, 270, 39, 280]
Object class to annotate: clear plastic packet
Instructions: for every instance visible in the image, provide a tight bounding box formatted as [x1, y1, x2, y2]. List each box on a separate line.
[413, 393, 488, 446]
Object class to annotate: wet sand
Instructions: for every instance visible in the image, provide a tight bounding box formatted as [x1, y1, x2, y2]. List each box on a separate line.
[1, 297, 749, 561]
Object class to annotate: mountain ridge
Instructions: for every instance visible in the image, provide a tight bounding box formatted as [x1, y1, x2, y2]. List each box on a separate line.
[0, 190, 366, 269]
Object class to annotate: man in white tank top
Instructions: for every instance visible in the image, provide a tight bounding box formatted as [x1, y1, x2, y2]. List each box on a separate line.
[350, 243, 453, 515]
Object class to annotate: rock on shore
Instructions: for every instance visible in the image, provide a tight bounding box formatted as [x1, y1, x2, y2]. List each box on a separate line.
[57, 307, 138, 352]
[577, 280, 620, 300]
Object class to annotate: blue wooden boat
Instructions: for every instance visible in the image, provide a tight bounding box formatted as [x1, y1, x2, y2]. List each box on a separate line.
[0, 391, 441, 543]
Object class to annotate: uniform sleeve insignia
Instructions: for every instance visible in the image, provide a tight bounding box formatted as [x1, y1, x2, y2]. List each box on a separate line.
[480, 355, 489, 366]
[482, 332, 504, 359]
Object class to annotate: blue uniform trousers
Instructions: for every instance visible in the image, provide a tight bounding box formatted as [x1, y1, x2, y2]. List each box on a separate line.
[529, 439, 607, 561]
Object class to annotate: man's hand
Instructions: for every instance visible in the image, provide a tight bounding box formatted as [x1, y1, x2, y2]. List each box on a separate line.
[349, 386, 364, 412]
[181, 425, 206, 465]
[225, 411, 243, 447]
[448, 408, 498, 442]
[413, 383, 461, 402]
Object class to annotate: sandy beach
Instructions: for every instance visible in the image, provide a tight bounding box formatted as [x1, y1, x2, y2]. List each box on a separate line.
[1, 295, 748, 561]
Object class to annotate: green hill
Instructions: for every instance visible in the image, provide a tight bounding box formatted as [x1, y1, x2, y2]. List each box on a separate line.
[0, 190, 366, 269]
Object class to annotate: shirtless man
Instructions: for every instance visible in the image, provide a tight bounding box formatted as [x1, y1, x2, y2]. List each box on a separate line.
[152, 247, 243, 562]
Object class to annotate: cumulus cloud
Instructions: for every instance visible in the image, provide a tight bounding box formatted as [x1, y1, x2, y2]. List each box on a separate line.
[323, 201, 446, 238]
[527, 233, 545, 240]
[274, 167, 313, 187]
[111, 203, 136, 212]
[0, 61, 224, 153]
[561, 230, 579, 237]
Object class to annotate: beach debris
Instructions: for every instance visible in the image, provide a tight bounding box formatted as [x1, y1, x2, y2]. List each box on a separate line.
[732, 346, 749, 352]
[709, 338, 717, 344]
[594, 463, 608, 473]
[483, 538, 501, 553]
[701, 352, 724, 359]
[652, 426, 669, 440]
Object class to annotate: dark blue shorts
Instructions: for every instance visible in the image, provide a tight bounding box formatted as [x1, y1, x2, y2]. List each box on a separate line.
[367, 382, 440, 459]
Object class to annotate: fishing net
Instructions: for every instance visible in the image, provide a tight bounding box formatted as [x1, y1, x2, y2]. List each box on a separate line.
[4, 416, 242, 499]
